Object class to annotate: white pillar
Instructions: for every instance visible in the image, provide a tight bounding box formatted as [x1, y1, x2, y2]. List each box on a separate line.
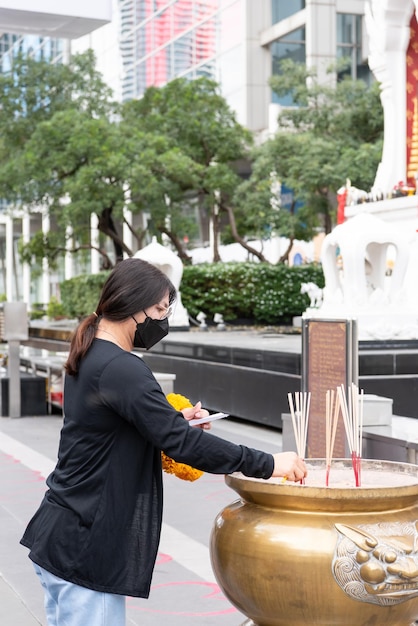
[22, 211, 31, 308]
[42, 211, 50, 304]
[123, 208, 134, 257]
[65, 225, 74, 280]
[5, 215, 14, 301]
[162, 195, 171, 247]
[90, 213, 101, 274]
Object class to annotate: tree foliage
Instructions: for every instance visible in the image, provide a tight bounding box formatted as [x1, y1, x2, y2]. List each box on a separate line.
[0, 54, 255, 266]
[235, 59, 384, 251]
[0, 53, 384, 269]
[121, 77, 253, 261]
[0, 51, 125, 267]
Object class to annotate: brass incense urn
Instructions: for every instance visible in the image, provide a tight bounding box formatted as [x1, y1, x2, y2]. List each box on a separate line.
[210, 459, 418, 626]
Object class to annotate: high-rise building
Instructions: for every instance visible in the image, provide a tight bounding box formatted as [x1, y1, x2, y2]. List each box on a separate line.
[104, 1, 372, 136]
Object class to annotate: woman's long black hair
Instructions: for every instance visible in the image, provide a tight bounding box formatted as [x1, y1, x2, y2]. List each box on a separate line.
[65, 258, 176, 376]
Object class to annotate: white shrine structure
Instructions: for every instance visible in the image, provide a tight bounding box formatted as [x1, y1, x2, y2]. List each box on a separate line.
[307, 0, 418, 340]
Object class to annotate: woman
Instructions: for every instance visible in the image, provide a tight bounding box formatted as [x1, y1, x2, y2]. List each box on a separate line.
[21, 257, 307, 626]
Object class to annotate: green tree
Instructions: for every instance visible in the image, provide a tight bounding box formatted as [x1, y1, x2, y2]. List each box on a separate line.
[0, 52, 201, 267]
[0, 49, 114, 151]
[235, 59, 384, 260]
[0, 51, 129, 268]
[121, 77, 261, 262]
[18, 108, 200, 267]
[0, 57, 258, 267]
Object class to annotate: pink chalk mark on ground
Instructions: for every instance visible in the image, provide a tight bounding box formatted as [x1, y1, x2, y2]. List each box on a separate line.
[155, 552, 172, 564]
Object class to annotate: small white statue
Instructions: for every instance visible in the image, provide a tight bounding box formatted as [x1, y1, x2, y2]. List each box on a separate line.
[300, 282, 323, 309]
[213, 313, 226, 331]
[196, 311, 208, 330]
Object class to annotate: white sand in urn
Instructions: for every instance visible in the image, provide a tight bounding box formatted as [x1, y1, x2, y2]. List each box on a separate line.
[243, 464, 418, 488]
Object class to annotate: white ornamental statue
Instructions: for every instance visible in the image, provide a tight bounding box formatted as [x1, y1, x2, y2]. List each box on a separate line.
[304, 213, 418, 340]
[134, 237, 189, 329]
[365, 0, 417, 195]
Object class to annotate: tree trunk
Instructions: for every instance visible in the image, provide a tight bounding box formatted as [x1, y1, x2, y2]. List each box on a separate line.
[98, 208, 133, 262]
[222, 203, 269, 263]
[158, 226, 192, 264]
[324, 208, 333, 234]
[122, 215, 146, 251]
[278, 237, 294, 264]
[319, 189, 333, 234]
[212, 206, 221, 263]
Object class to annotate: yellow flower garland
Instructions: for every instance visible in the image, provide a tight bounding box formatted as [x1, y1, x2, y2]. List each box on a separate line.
[162, 393, 204, 482]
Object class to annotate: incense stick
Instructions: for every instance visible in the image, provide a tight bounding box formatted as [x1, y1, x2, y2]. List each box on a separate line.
[287, 391, 311, 484]
[325, 389, 340, 486]
[336, 383, 364, 487]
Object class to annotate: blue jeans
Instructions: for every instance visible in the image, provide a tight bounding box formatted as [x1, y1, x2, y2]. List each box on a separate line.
[33, 563, 126, 626]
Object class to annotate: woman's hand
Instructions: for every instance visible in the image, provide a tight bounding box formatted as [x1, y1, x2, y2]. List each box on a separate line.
[271, 451, 307, 482]
[181, 401, 211, 430]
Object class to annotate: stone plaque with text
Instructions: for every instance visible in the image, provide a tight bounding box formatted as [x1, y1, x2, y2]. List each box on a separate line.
[302, 318, 357, 458]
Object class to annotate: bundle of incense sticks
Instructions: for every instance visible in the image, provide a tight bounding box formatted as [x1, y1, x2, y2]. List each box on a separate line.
[287, 391, 311, 484]
[325, 389, 340, 486]
[337, 383, 364, 487]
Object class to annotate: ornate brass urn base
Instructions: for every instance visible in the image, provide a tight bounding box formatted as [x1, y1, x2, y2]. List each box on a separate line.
[210, 459, 418, 626]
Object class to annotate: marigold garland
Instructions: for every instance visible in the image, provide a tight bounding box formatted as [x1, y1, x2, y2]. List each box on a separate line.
[162, 393, 204, 482]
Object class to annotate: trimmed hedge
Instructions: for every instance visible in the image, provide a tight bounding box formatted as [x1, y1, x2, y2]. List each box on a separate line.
[60, 271, 110, 319]
[59, 262, 324, 325]
[181, 262, 324, 325]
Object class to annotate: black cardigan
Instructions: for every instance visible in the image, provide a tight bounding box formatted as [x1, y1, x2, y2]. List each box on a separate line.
[21, 339, 274, 597]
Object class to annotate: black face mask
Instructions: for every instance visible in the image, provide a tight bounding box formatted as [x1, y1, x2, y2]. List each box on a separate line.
[133, 314, 169, 350]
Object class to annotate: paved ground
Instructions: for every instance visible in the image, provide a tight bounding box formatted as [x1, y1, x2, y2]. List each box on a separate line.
[0, 412, 282, 626]
[4, 327, 417, 625]
[162, 327, 303, 353]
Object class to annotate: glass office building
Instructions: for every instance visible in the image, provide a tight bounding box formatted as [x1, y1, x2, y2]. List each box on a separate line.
[116, 1, 371, 134]
[0, 33, 65, 73]
[120, 0, 219, 98]
[117, 0, 272, 132]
